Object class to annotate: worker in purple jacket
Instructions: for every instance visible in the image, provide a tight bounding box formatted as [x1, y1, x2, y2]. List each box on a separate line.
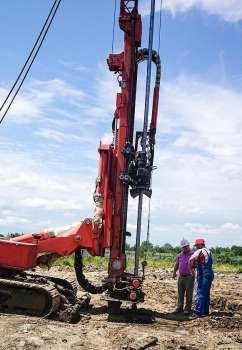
[173, 239, 194, 314]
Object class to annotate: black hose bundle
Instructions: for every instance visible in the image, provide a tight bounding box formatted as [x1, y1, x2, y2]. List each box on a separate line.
[74, 249, 106, 294]
[137, 48, 161, 88]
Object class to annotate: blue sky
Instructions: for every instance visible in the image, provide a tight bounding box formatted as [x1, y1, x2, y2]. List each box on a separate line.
[0, 0, 242, 247]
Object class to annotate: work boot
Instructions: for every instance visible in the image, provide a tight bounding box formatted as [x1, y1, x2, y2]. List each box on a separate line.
[184, 309, 191, 315]
[174, 308, 183, 313]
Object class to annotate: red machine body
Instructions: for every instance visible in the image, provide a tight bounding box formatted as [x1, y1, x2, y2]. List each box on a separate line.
[0, 219, 93, 270]
[0, 0, 160, 304]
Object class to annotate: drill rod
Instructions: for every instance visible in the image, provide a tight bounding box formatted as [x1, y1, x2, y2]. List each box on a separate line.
[134, 0, 155, 276]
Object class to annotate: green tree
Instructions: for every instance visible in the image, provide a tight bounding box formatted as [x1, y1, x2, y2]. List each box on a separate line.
[231, 246, 242, 256]
[8, 233, 21, 238]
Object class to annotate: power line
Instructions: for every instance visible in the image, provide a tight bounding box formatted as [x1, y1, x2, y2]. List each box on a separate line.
[0, 0, 62, 125]
[0, 0, 60, 113]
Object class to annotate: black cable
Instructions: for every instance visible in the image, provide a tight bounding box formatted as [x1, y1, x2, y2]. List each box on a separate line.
[111, 0, 117, 53]
[0, 0, 59, 113]
[0, 0, 62, 125]
[158, 0, 163, 54]
[74, 249, 106, 294]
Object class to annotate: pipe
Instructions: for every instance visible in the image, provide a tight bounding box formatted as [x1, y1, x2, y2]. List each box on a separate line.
[141, 0, 156, 152]
[134, 0, 156, 276]
[134, 193, 143, 276]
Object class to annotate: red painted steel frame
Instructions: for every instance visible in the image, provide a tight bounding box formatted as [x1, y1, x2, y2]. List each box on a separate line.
[105, 0, 142, 277]
[0, 220, 94, 270]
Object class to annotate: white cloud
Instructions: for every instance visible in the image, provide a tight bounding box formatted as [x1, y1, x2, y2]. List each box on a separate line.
[0, 71, 241, 246]
[35, 128, 86, 143]
[76, 65, 87, 72]
[0, 216, 29, 225]
[147, 222, 242, 247]
[0, 79, 85, 124]
[101, 132, 113, 144]
[58, 60, 87, 72]
[1, 209, 14, 216]
[159, 76, 242, 169]
[123, 74, 242, 246]
[0, 145, 96, 232]
[22, 197, 86, 211]
[140, 0, 242, 22]
[80, 64, 117, 124]
[148, 76, 242, 224]
[220, 223, 241, 231]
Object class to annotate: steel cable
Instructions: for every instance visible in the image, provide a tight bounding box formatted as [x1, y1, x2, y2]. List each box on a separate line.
[111, 0, 117, 53]
[0, 0, 62, 125]
[158, 0, 163, 54]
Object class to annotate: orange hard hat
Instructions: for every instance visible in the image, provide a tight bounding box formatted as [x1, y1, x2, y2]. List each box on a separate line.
[195, 238, 205, 246]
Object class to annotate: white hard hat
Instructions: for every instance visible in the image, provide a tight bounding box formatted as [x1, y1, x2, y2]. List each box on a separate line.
[180, 239, 190, 248]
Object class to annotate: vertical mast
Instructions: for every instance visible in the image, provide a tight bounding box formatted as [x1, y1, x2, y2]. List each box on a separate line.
[107, 0, 142, 275]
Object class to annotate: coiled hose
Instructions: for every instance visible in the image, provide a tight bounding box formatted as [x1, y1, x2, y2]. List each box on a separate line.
[137, 48, 161, 88]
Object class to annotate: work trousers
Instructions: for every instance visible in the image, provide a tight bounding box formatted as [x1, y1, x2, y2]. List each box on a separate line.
[177, 275, 195, 312]
[195, 276, 213, 316]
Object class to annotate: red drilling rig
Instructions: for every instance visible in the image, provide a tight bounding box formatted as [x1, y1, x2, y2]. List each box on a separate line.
[0, 0, 160, 320]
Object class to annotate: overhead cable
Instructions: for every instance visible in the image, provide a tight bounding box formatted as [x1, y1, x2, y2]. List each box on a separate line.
[0, 0, 62, 125]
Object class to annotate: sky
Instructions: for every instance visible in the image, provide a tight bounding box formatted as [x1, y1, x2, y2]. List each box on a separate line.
[0, 0, 242, 247]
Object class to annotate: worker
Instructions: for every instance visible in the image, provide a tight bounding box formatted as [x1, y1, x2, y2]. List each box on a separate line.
[189, 238, 214, 317]
[173, 239, 194, 315]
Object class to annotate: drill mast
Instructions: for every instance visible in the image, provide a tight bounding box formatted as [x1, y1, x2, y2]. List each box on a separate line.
[0, 0, 161, 309]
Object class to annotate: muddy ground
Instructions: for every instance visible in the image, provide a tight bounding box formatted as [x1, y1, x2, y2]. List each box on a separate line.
[0, 266, 242, 350]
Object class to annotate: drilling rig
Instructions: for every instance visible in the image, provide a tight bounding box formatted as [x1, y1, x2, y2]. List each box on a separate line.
[0, 0, 160, 320]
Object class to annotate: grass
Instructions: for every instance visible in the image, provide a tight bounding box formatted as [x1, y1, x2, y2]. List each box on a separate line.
[55, 255, 175, 270]
[55, 255, 242, 274]
[213, 263, 242, 274]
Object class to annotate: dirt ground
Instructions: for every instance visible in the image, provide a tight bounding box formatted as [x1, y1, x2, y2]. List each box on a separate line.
[0, 266, 242, 350]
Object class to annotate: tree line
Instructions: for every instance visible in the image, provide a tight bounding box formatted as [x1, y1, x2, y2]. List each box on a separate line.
[125, 241, 242, 265]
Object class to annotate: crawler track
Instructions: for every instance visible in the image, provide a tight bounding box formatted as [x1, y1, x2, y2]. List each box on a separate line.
[0, 272, 78, 319]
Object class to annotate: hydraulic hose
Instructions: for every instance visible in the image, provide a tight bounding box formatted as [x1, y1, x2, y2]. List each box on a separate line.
[137, 48, 161, 88]
[74, 249, 107, 294]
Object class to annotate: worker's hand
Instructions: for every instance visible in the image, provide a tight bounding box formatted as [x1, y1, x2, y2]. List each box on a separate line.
[172, 272, 177, 279]
[190, 269, 195, 277]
